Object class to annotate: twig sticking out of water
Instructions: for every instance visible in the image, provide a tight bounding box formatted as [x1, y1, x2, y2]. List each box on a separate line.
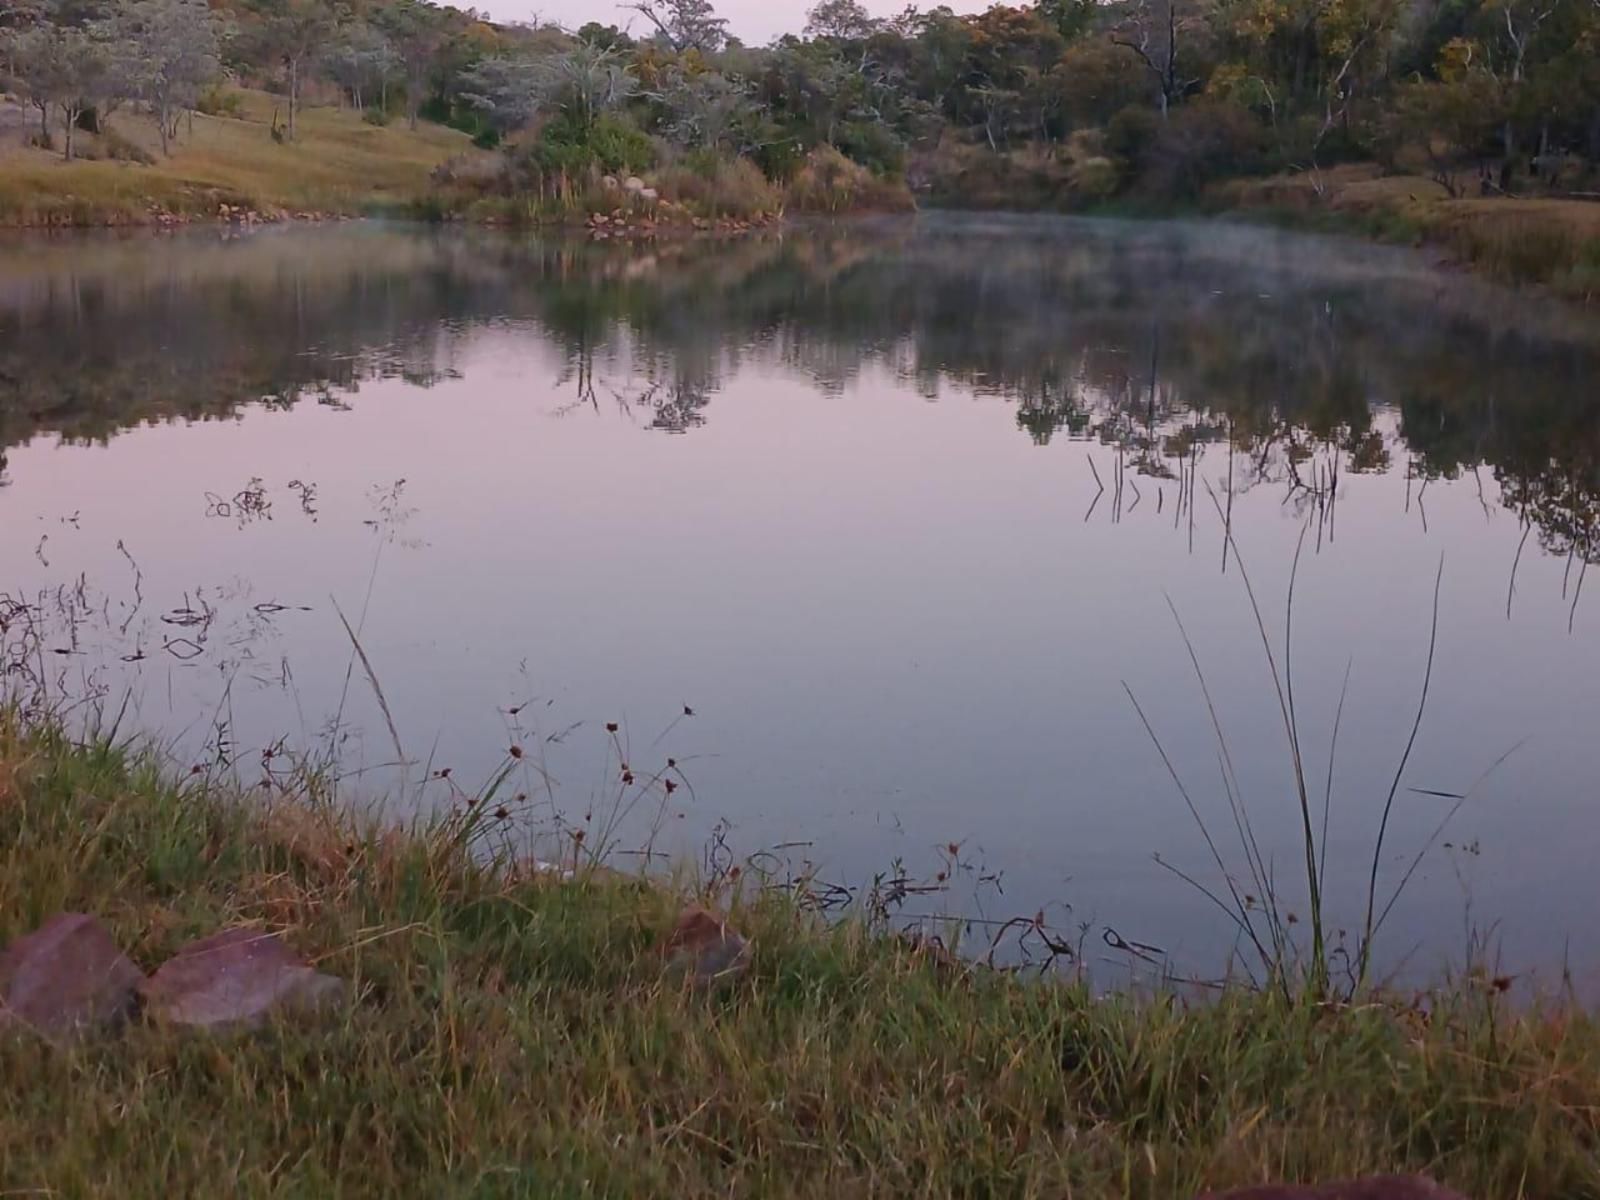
[1357, 556, 1443, 984]
[332, 597, 405, 765]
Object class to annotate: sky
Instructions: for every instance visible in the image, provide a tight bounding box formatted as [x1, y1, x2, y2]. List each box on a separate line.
[485, 0, 987, 46]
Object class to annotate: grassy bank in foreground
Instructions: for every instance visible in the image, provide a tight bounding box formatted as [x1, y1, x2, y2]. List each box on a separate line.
[1, 715, 1597, 1198]
[0, 89, 473, 226]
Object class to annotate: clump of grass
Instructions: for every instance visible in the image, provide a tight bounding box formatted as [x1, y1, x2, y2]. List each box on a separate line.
[1, 710, 1598, 1197]
[1448, 216, 1579, 284]
[654, 154, 781, 220]
[1127, 505, 1467, 1001]
[783, 145, 915, 215]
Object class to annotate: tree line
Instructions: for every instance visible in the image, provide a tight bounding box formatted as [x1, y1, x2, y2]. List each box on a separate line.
[4, 0, 1599, 198]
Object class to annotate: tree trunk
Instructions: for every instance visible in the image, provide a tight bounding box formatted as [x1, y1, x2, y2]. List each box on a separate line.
[1292, 19, 1313, 100]
[158, 101, 170, 156]
[288, 55, 299, 140]
[62, 106, 74, 161]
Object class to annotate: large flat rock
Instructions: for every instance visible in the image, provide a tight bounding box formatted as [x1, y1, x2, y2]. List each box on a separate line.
[1199, 1177, 1470, 1200]
[0, 912, 145, 1040]
[139, 927, 343, 1031]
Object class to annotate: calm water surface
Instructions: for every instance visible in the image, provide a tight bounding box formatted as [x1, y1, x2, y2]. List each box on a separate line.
[2, 215, 1597, 983]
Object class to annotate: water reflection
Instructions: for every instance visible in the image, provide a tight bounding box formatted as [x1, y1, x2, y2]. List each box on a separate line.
[5, 218, 1597, 578]
[2, 217, 1598, 985]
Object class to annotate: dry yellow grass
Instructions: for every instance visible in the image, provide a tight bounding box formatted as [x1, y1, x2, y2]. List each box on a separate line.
[1218, 165, 1600, 297]
[0, 88, 475, 224]
[1222, 163, 1600, 230]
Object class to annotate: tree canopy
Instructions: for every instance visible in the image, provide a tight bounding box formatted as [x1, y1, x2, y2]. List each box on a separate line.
[4, 0, 1598, 196]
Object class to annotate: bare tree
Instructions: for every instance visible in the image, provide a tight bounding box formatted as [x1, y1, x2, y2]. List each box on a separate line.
[1111, 0, 1199, 119]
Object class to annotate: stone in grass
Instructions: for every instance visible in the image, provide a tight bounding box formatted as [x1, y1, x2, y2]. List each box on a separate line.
[664, 907, 751, 985]
[1198, 1177, 1471, 1200]
[0, 912, 145, 1040]
[139, 927, 343, 1032]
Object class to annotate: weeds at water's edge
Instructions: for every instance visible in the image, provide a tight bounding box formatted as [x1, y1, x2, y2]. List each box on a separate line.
[0, 712, 1596, 1197]
[1127, 492, 1520, 1003]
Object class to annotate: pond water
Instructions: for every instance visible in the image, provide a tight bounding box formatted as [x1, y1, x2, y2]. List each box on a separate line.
[2, 214, 1597, 985]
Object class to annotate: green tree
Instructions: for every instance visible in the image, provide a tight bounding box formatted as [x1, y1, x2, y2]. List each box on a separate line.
[7, 15, 126, 158]
[246, 0, 335, 141]
[374, 0, 455, 131]
[115, 0, 224, 155]
[626, 0, 728, 54]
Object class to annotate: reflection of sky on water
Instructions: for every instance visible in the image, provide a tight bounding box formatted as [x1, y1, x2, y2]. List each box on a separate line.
[1, 218, 1597, 989]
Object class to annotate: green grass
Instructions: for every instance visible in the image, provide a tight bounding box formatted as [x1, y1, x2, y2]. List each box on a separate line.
[0, 88, 475, 225]
[1, 713, 1597, 1198]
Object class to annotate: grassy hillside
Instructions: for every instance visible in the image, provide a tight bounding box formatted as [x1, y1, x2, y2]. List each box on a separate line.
[1, 712, 1597, 1198]
[0, 89, 475, 226]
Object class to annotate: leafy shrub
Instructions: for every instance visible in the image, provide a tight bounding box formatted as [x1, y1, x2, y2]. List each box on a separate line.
[362, 107, 391, 127]
[1059, 42, 1149, 127]
[527, 114, 655, 179]
[678, 147, 724, 179]
[1137, 101, 1264, 199]
[102, 127, 157, 165]
[833, 121, 906, 176]
[654, 155, 779, 218]
[197, 85, 245, 119]
[1067, 156, 1120, 202]
[417, 95, 452, 125]
[1104, 105, 1158, 166]
[752, 136, 808, 184]
[784, 145, 914, 214]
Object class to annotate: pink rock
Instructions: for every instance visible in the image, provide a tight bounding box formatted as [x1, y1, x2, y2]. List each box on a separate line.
[139, 927, 343, 1031]
[1198, 1176, 1471, 1200]
[0, 913, 144, 1040]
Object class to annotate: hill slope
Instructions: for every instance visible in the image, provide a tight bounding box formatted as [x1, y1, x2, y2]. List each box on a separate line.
[0, 89, 474, 225]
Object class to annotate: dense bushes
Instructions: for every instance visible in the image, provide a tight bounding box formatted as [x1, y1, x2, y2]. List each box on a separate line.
[654, 153, 779, 219]
[523, 113, 656, 179]
[784, 145, 914, 214]
[1137, 102, 1265, 200]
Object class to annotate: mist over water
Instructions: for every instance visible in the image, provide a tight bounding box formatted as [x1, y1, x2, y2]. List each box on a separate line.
[2, 214, 1597, 986]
